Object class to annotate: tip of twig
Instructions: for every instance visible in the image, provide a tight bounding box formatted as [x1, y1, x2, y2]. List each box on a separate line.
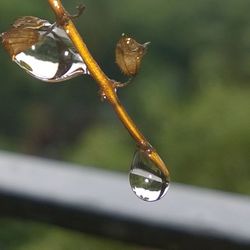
[143, 41, 151, 48]
[71, 4, 86, 19]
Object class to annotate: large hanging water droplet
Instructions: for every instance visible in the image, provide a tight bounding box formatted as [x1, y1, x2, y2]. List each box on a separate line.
[2, 16, 88, 82]
[129, 149, 170, 202]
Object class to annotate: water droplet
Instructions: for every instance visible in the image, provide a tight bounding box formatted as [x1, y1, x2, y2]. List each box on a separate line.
[2, 17, 89, 82]
[100, 91, 107, 101]
[129, 149, 170, 202]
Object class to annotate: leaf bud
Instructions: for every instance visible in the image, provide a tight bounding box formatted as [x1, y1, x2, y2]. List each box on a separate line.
[115, 34, 149, 76]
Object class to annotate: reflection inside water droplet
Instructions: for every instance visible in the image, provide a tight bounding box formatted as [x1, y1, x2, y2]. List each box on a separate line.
[14, 22, 88, 82]
[129, 149, 170, 202]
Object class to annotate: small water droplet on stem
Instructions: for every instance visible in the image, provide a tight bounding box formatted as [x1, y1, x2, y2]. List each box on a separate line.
[129, 149, 170, 202]
[99, 89, 107, 102]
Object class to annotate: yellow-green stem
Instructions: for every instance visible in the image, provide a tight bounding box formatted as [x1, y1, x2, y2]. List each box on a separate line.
[48, 0, 170, 178]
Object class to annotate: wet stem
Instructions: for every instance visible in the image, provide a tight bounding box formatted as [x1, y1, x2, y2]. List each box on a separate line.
[48, 0, 170, 178]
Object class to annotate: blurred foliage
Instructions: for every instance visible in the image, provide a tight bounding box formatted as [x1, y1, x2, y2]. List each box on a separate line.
[0, 218, 141, 250]
[0, 0, 250, 249]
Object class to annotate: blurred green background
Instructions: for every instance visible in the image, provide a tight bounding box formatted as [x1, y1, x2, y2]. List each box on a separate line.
[0, 0, 250, 249]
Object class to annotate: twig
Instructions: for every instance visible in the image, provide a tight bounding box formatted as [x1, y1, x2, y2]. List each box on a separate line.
[47, 0, 170, 178]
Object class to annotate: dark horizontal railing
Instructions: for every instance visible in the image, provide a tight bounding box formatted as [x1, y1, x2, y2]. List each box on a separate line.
[0, 151, 250, 250]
